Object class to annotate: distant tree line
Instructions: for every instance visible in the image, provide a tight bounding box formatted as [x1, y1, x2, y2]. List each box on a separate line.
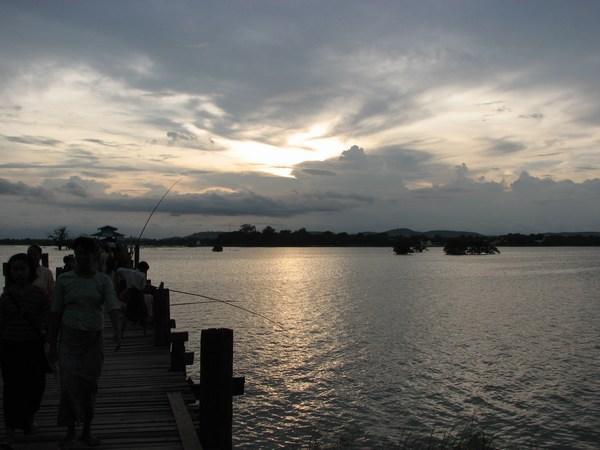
[215, 224, 395, 247]
[1, 226, 599, 248]
[494, 233, 600, 246]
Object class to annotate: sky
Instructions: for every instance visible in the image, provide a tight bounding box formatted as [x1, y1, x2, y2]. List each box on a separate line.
[1, 1, 600, 238]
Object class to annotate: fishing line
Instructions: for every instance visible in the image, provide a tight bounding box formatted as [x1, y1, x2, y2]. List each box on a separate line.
[169, 288, 287, 331]
[172, 300, 238, 306]
[131, 177, 286, 331]
[136, 177, 182, 243]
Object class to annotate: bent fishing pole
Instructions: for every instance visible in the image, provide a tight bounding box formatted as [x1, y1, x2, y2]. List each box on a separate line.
[136, 177, 182, 243]
[169, 288, 287, 331]
[132, 178, 287, 331]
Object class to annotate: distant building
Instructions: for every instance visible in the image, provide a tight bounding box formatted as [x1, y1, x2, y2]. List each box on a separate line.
[91, 225, 124, 240]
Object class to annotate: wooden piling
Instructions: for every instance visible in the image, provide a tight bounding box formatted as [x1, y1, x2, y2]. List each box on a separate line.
[170, 331, 189, 371]
[199, 328, 233, 450]
[153, 287, 171, 346]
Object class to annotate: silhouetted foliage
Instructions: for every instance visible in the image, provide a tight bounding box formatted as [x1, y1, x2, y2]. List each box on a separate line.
[393, 236, 428, 255]
[3, 228, 599, 248]
[48, 226, 69, 250]
[494, 232, 600, 246]
[444, 236, 499, 255]
[215, 225, 393, 247]
[239, 224, 257, 233]
[393, 242, 414, 255]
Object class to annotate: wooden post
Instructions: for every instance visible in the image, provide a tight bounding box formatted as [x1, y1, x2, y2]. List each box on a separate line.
[2, 262, 7, 289]
[153, 288, 171, 346]
[199, 328, 233, 450]
[134, 244, 140, 267]
[170, 331, 188, 371]
[41, 253, 49, 268]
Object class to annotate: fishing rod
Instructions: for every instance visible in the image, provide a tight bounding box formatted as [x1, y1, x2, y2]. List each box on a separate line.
[169, 288, 287, 331]
[131, 178, 286, 331]
[136, 177, 182, 243]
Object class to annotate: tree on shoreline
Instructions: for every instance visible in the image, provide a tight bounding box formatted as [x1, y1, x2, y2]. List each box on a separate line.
[48, 226, 69, 250]
[444, 236, 499, 255]
[393, 236, 428, 255]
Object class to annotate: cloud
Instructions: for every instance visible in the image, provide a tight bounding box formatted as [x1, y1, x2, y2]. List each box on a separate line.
[339, 145, 367, 161]
[519, 113, 544, 120]
[2, 135, 62, 146]
[2, 3, 600, 236]
[82, 138, 120, 147]
[1, 147, 599, 237]
[165, 129, 211, 150]
[0, 178, 47, 197]
[486, 139, 527, 155]
[301, 169, 336, 176]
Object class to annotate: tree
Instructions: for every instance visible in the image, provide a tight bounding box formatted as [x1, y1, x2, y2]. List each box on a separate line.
[393, 242, 414, 255]
[49, 226, 69, 250]
[262, 226, 276, 236]
[393, 236, 427, 255]
[239, 224, 256, 233]
[443, 236, 499, 255]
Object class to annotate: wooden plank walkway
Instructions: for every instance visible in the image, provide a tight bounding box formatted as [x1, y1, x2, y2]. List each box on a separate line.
[0, 325, 200, 449]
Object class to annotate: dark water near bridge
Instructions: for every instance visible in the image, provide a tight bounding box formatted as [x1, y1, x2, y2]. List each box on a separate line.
[3, 246, 599, 448]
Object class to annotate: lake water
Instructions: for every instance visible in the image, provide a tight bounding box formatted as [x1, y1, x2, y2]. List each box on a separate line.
[2, 246, 599, 448]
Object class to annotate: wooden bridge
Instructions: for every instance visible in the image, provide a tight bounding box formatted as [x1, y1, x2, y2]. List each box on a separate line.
[0, 288, 239, 450]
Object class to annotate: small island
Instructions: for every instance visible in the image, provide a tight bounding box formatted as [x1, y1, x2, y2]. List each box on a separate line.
[443, 237, 500, 255]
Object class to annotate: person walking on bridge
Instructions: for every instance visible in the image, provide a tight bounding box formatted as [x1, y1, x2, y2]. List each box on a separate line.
[48, 236, 121, 447]
[0, 253, 50, 448]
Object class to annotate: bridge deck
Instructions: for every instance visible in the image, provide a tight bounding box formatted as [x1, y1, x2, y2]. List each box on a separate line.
[0, 325, 199, 449]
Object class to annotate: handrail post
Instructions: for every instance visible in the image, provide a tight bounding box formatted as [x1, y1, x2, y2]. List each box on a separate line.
[199, 328, 233, 450]
[170, 331, 189, 371]
[153, 288, 171, 346]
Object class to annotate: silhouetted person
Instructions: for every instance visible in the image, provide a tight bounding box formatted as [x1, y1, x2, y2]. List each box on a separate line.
[48, 237, 121, 447]
[0, 253, 50, 447]
[116, 261, 149, 336]
[62, 255, 75, 272]
[27, 244, 55, 297]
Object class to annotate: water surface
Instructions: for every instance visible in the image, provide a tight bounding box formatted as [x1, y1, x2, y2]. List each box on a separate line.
[2, 246, 599, 448]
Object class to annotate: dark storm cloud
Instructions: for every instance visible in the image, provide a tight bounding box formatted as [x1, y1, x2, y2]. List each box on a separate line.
[88, 190, 372, 217]
[0, 175, 371, 218]
[0, 178, 47, 197]
[292, 145, 446, 188]
[2, 150, 600, 235]
[3, 1, 599, 140]
[1, 2, 600, 236]
[58, 180, 88, 198]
